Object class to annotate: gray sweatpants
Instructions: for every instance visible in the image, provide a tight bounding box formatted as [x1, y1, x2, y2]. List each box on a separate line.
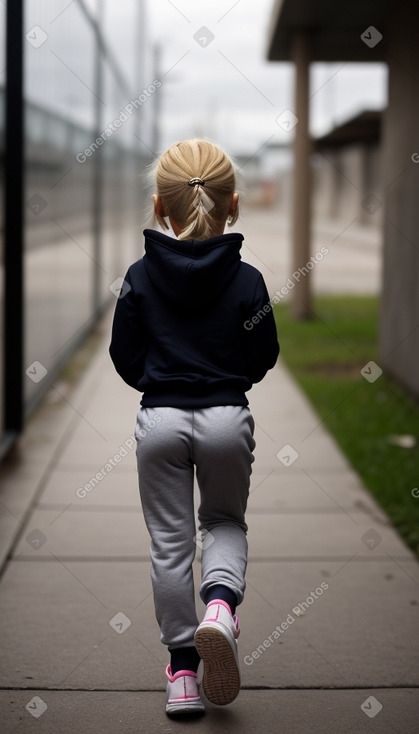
[135, 405, 255, 649]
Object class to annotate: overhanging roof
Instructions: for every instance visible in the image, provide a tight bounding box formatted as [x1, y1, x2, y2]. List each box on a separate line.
[267, 0, 397, 62]
[314, 109, 382, 150]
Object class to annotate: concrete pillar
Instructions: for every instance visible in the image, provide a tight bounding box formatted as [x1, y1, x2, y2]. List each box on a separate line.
[380, 0, 419, 396]
[291, 30, 312, 319]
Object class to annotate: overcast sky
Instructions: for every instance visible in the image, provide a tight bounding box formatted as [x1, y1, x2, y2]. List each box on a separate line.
[104, 0, 387, 156]
[25, 0, 387, 160]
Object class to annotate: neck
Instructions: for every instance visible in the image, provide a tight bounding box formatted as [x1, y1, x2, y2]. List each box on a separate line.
[170, 217, 228, 239]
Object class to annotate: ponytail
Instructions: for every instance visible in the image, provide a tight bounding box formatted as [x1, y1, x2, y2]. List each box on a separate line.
[153, 139, 239, 241]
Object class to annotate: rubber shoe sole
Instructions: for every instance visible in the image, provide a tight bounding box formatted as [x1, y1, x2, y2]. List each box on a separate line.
[166, 700, 205, 716]
[194, 625, 240, 705]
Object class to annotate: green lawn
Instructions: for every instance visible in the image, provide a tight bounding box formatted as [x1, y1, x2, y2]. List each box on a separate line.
[273, 296, 419, 556]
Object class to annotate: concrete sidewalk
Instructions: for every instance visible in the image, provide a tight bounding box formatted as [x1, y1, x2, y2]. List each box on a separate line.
[0, 310, 418, 733]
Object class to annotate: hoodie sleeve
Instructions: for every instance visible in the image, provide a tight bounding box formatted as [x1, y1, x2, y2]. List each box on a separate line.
[109, 267, 148, 390]
[241, 273, 280, 383]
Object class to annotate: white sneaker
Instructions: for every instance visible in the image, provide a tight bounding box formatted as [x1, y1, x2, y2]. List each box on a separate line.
[194, 598, 241, 705]
[165, 665, 205, 716]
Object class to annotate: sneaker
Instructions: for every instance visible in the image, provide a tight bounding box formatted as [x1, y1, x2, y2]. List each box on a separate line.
[165, 665, 205, 716]
[194, 598, 241, 705]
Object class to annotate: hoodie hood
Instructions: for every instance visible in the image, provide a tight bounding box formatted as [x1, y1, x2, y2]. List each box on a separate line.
[142, 228, 244, 308]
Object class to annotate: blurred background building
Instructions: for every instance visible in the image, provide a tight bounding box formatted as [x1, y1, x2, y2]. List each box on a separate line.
[267, 0, 419, 397]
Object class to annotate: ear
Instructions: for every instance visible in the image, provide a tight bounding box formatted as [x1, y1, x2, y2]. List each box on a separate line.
[228, 192, 239, 217]
[152, 194, 169, 231]
[153, 194, 166, 219]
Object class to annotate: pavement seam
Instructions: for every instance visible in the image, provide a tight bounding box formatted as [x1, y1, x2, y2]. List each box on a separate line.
[9, 555, 416, 562]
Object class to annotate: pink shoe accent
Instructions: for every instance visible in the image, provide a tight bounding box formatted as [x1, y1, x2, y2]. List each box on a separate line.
[233, 616, 240, 638]
[205, 600, 240, 637]
[166, 665, 205, 715]
[166, 665, 198, 683]
[205, 598, 232, 618]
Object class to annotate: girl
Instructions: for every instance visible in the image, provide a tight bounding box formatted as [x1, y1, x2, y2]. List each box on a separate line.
[109, 139, 279, 716]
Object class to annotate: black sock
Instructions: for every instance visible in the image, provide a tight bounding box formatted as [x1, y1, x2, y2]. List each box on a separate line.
[169, 646, 201, 674]
[204, 584, 238, 615]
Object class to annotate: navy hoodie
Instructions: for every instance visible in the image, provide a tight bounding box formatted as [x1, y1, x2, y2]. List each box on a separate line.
[109, 229, 279, 408]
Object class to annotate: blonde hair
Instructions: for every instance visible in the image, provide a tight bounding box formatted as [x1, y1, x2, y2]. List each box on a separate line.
[153, 139, 239, 241]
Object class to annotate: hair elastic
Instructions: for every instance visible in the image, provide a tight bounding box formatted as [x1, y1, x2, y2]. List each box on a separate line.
[188, 177, 205, 187]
